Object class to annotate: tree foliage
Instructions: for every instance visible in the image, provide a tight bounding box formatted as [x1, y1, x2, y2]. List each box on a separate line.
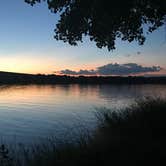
[25, 0, 166, 50]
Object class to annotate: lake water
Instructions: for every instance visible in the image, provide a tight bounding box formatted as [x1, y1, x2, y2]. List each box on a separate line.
[0, 84, 165, 145]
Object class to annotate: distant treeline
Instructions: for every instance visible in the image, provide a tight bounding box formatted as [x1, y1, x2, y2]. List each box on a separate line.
[0, 71, 166, 85]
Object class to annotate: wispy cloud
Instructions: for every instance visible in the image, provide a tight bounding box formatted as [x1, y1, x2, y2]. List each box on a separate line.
[58, 63, 162, 76]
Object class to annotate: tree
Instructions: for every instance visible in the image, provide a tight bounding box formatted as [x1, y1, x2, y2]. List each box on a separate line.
[25, 0, 166, 50]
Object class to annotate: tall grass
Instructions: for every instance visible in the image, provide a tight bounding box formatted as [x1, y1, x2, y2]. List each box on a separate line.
[1, 97, 166, 166]
[94, 97, 166, 165]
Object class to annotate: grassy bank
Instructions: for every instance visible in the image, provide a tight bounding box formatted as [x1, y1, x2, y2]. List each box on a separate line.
[1, 98, 166, 166]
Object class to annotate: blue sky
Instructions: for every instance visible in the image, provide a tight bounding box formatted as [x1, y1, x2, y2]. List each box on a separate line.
[0, 0, 165, 75]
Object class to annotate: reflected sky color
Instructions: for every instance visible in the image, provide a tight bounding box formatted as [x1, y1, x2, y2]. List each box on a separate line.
[0, 0, 165, 74]
[0, 84, 166, 144]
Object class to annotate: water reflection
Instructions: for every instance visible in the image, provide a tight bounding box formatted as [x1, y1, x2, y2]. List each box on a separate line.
[0, 84, 165, 144]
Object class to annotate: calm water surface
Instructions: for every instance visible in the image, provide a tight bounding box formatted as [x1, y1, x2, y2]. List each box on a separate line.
[0, 84, 165, 144]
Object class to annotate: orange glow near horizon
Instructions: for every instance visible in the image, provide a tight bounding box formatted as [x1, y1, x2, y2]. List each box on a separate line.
[0, 51, 102, 75]
[0, 55, 55, 74]
[0, 54, 102, 75]
[0, 54, 165, 76]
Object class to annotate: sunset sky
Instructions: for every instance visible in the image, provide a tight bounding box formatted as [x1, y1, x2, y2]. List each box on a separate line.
[0, 0, 166, 76]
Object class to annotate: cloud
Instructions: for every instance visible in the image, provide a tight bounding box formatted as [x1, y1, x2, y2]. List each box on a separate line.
[60, 69, 96, 75]
[59, 63, 162, 76]
[137, 51, 141, 55]
[125, 51, 141, 57]
[97, 63, 162, 75]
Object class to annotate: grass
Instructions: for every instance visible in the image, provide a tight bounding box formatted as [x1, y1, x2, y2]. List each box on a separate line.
[1, 97, 166, 166]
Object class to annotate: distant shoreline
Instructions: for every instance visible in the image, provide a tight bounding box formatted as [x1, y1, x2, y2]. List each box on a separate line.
[0, 71, 166, 85]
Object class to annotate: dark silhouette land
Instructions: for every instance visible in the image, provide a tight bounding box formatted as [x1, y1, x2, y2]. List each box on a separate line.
[0, 71, 165, 85]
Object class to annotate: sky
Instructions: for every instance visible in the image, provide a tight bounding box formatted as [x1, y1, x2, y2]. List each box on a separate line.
[0, 0, 166, 76]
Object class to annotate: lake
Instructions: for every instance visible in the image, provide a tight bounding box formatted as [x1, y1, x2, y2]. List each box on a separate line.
[0, 84, 165, 145]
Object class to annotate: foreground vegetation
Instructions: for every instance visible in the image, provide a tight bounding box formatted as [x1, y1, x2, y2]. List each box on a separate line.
[1, 98, 166, 166]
